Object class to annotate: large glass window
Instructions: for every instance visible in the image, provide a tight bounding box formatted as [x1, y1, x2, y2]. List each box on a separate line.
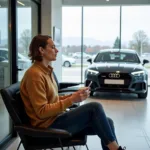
[62, 6, 150, 85]
[83, 6, 120, 81]
[62, 6, 120, 83]
[62, 7, 82, 82]
[0, 0, 11, 142]
[17, 0, 39, 81]
[0, 0, 40, 146]
[122, 6, 150, 85]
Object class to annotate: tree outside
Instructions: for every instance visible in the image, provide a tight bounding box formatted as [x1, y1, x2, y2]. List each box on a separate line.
[129, 30, 149, 55]
[20, 29, 31, 55]
[113, 37, 120, 49]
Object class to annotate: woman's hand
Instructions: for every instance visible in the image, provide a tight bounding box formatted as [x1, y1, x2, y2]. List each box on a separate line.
[71, 87, 90, 103]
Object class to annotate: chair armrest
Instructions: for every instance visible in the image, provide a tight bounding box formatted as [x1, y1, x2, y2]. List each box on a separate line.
[14, 125, 72, 138]
[59, 82, 80, 89]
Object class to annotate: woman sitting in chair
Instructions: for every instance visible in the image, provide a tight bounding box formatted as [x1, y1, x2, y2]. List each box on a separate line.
[20, 35, 126, 150]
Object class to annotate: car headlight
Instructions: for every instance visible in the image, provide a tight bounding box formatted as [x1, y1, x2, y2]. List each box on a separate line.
[131, 71, 145, 76]
[88, 69, 99, 75]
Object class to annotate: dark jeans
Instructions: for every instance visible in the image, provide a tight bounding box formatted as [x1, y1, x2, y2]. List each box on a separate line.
[50, 102, 117, 150]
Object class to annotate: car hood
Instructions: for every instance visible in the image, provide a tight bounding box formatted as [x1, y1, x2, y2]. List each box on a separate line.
[88, 62, 145, 73]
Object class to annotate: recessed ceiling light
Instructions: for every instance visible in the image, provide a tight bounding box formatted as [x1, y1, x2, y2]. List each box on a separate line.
[17, 1, 25, 6]
[106, 0, 110, 1]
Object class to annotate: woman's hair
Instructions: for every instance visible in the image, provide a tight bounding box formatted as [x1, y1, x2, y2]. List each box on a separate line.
[28, 35, 52, 63]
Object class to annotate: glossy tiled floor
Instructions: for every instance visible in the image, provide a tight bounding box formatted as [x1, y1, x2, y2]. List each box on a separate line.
[5, 89, 150, 150]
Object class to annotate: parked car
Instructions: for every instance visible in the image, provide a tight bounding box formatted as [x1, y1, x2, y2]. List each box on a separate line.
[0, 48, 31, 69]
[85, 49, 149, 98]
[62, 55, 76, 67]
[72, 52, 91, 59]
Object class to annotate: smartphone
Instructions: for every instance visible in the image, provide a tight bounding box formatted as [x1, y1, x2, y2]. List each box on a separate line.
[88, 81, 93, 87]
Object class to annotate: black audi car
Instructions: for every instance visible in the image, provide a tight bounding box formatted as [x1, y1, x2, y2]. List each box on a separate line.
[84, 49, 149, 98]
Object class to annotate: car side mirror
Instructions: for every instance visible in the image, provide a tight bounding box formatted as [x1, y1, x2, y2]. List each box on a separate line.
[87, 58, 92, 64]
[143, 59, 149, 65]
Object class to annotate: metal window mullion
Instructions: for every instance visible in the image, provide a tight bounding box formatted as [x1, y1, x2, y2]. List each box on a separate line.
[119, 6, 122, 49]
[81, 6, 84, 83]
[9, 0, 17, 83]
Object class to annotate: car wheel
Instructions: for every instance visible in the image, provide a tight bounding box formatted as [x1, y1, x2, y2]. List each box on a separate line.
[138, 90, 148, 99]
[63, 61, 71, 67]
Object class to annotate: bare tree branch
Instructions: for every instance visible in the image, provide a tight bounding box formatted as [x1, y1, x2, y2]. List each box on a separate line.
[129, 30, 149, 55]
[20, 29, 31, 55]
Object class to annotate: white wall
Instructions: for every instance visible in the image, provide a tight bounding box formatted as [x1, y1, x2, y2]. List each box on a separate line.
[41, 0, 62, 82]
[63, 0, 150, 5]
[41, 0, 52, 35]
[51, 0, 62, 82]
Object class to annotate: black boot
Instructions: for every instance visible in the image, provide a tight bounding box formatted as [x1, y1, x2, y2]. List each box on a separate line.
[118, 146, 126, 150]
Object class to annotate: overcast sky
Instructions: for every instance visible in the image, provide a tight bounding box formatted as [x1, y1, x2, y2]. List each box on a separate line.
[0, 6, 150, 44]
[0, 8, 31, 40]
[62, 6, 150, 43]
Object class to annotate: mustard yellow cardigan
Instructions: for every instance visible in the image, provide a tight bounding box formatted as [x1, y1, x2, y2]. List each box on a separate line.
[20, 61, 72, 128]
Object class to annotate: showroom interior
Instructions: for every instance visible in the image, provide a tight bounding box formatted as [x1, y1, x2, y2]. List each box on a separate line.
[0, 0, 150, 149]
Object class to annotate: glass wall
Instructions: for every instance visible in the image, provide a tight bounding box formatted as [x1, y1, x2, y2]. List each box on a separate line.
[62, 7, 82, 82]
[62, 6, 150, 85]
[17, 0, 39, 81]
[122, 6, 150, 85]
[0, 0, 11, 143]
[0, 0, 41, 147]
[83, 6, 120, 81]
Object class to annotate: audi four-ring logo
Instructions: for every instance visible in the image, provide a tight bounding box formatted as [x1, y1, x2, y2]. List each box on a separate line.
[109, 73, 120, 78]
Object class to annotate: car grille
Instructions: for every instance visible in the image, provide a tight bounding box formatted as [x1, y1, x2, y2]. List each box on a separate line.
[98, 73, 131, 88]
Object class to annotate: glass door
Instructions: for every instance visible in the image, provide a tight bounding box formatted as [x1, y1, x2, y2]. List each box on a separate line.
[17, 0, 39, 81]
[0, 0, 11, 143]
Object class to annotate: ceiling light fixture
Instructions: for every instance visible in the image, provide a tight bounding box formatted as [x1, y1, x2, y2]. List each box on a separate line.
[17, 1, 25, 6]
[106, 0, 110, 1]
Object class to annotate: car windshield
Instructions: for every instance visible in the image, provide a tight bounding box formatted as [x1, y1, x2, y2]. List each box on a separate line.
[94, 51, 140, 63]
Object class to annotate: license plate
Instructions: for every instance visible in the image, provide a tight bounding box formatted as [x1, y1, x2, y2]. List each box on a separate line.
[104, 79, 124, 85]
